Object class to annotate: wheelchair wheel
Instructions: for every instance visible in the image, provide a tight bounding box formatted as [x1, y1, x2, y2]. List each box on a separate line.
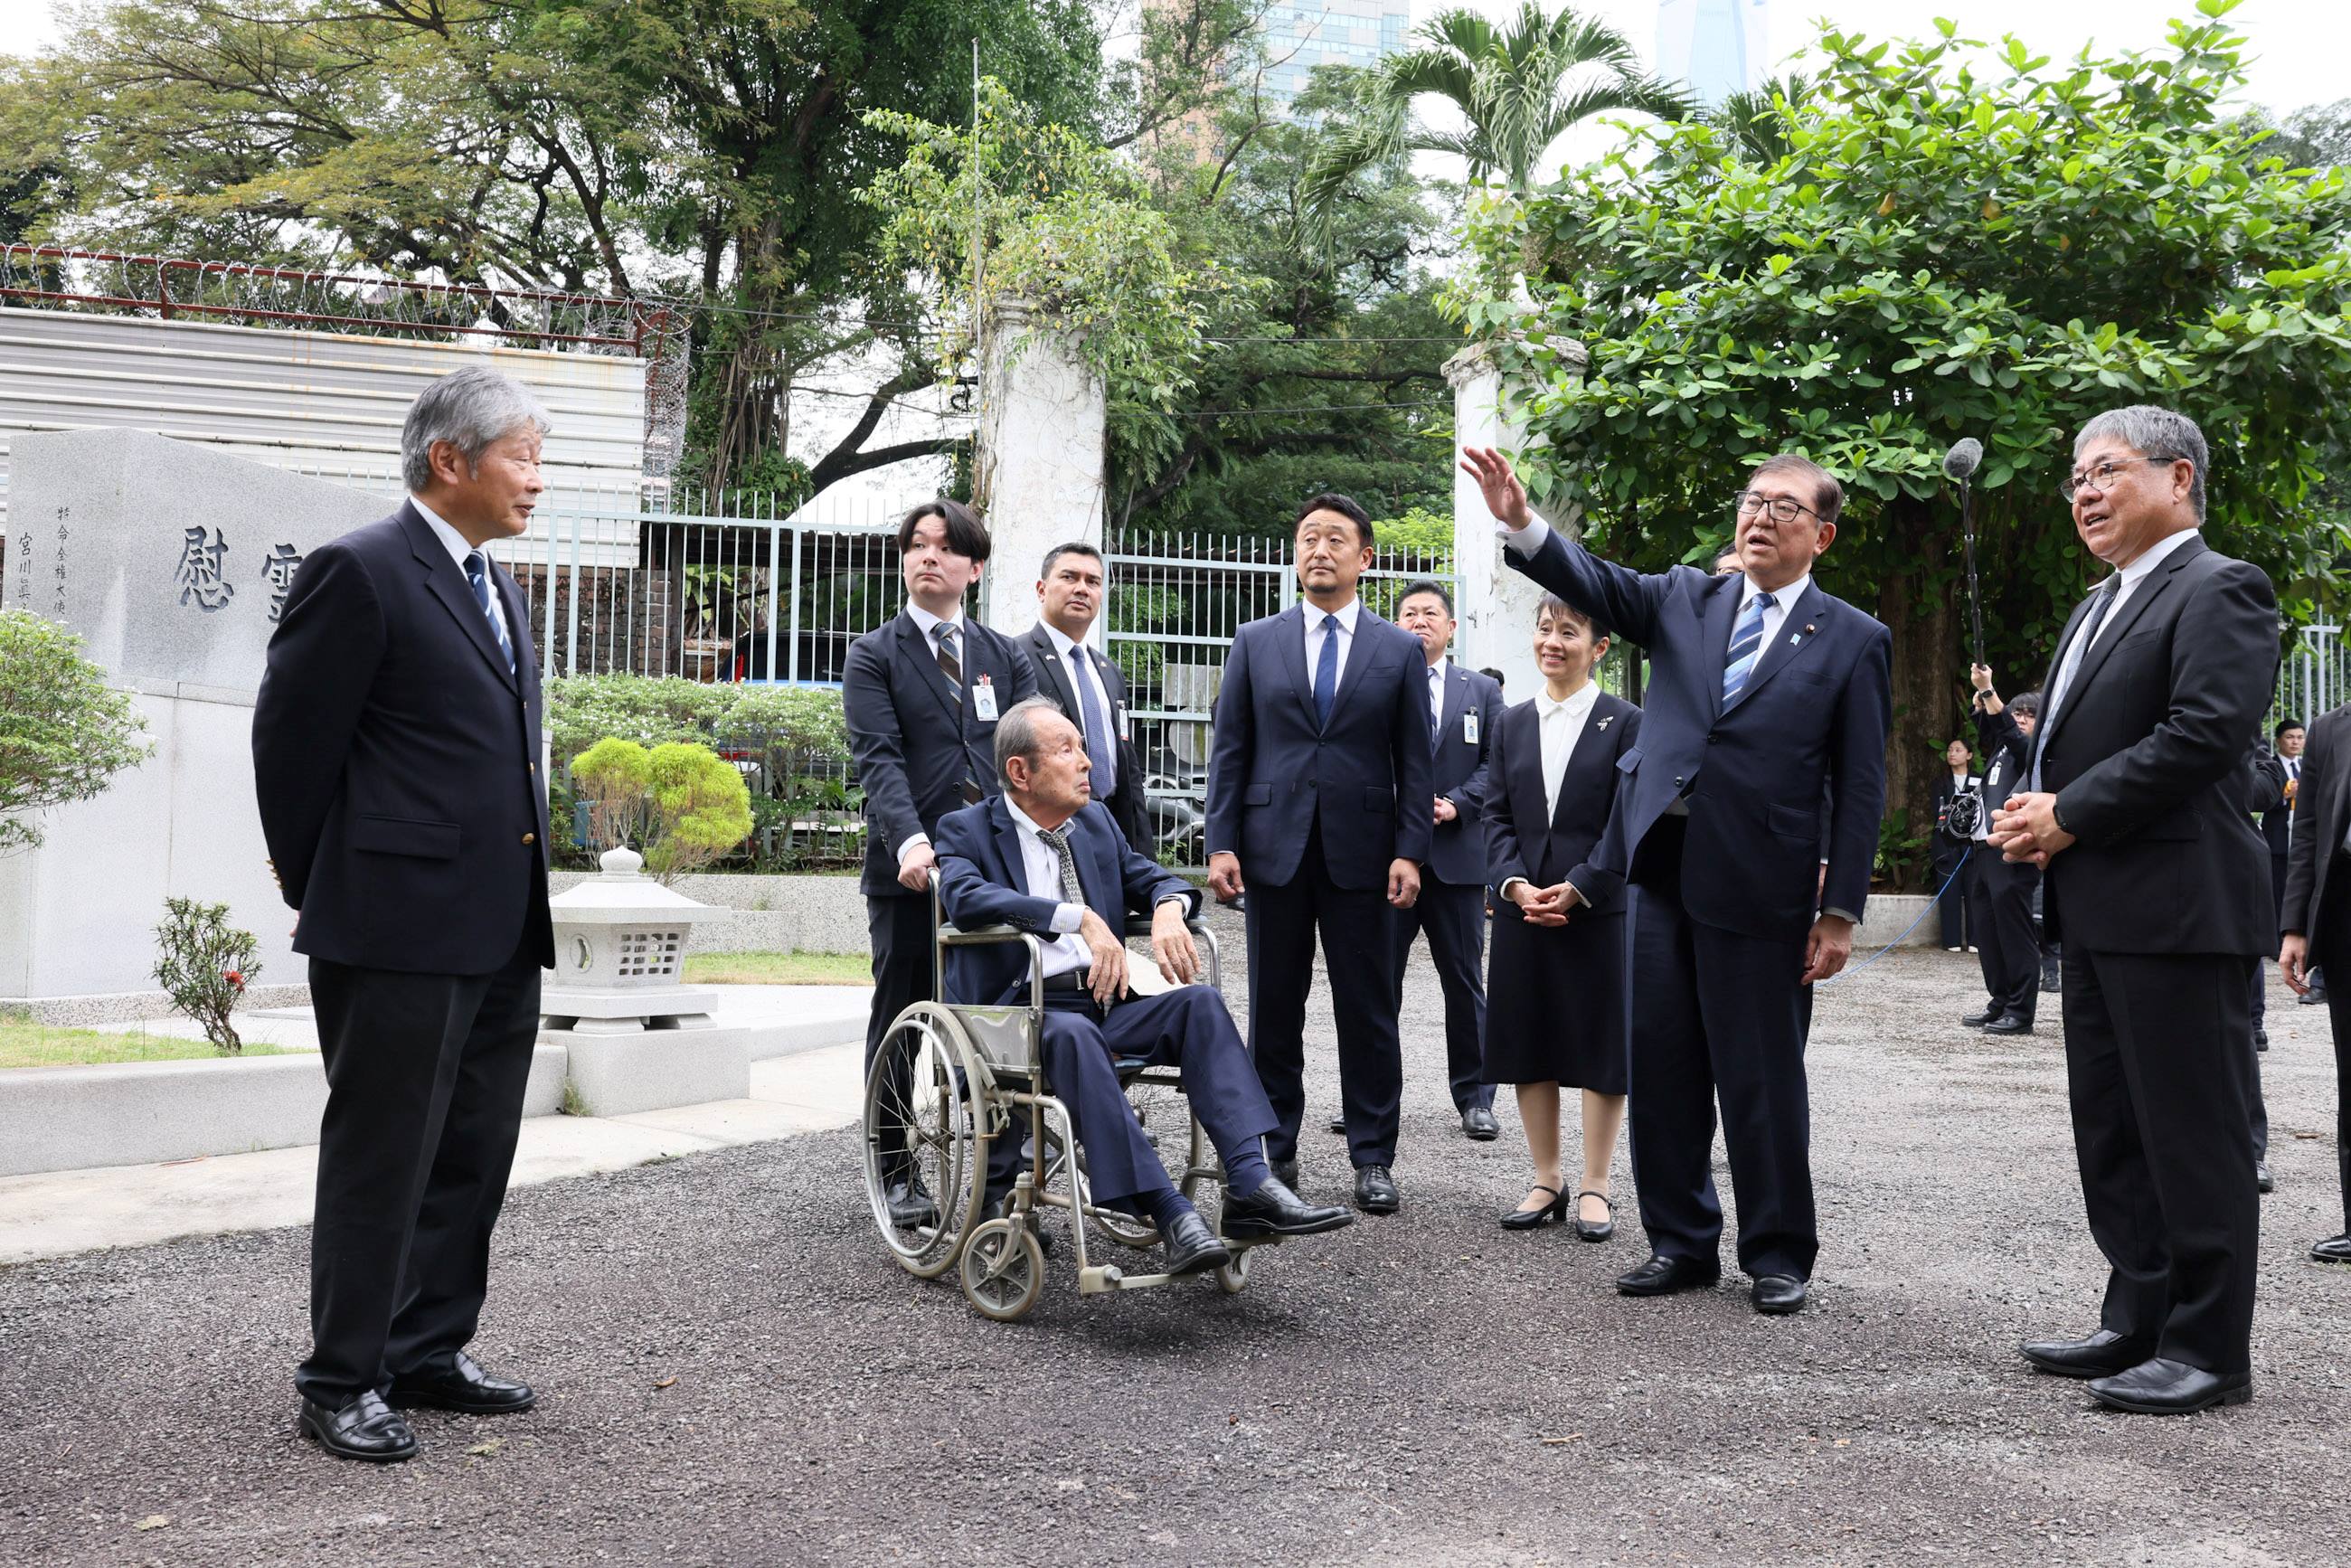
[863, 1003, 989, 1280]
[1215, 1245, 1251, 1295]
[958, 1218, 1046, 1321]
[1038, 1122, 1160, 1251]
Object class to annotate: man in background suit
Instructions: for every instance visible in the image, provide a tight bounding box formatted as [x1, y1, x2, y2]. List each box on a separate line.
[1207, 493, 1433, 1214]
[1965, 672, 2041, 1035]
[254, 366, 555, 1462]
[2278, 704, 2351, 1268]
[934, 699, 1352, 1273]
[843, 500, 1037, 1226]
[1376, 579, 1502, 1141]
[2252, 720, 2305, 1048]
[1994, 404, 2276, 1415]
[1021, 542, 1151, 855]
[1465, 445, 1891, 1318]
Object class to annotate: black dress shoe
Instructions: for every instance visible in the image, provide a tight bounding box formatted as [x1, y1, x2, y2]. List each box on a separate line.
[1572, 1190, 1615, 1242]
[2257, 1161, 2274, 1195]
[1751, 1274, 1806, 1314]
[1354, 1165, 1401, 1214]
[1960, 1004, 2002, 1027]
[2254, 1027, 2269, 1051]
[1461, 1106, 1501, 1140]
[1983, 1013, 2034, 1035]
[1221, 1178, 1354, 1238]
[1161, 1209, 1232, 1276]
[1328, 1113, 1348, 1135]
[884, 1177, 939, 1230]
[389, 1351, 536, 1414]
[2018, 1327, 2154, 1380]
[1270, 1157, 1299, 1191]
[299, 1390, 418, 1462]
[2309, 1233, 2351, 1264]
[2088, 1357, 2252, 1414]
[981, 1192, 1054, 1257]
[2300, 987, 2329, 1006]
[1616, 1253, 1720, 1296]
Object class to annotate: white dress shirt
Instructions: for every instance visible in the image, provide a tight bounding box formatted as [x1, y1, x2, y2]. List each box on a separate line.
[894, 601, 970, 865]
[1042, 620, 1118, 794]
[411, 495, 512, 651]
[1001, 797, 1092, 979]
[1499, 680, 1600, 901]
[1303, 597, 1363, 701]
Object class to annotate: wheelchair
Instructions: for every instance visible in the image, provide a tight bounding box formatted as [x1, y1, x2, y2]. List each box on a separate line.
[859, 874, 1275, 1320]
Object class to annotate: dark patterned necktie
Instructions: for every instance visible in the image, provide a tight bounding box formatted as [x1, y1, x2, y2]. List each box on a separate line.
[934, 621, 963, 698]
[1034, 824, 1085, 908]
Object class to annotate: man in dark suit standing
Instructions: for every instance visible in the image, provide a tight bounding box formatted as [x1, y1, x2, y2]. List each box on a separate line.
[2252, 720, 2305, 1048]
[1206, 493, 1433, 1214]
[1462, 445, 1891, 1317]
[2278, 704, 2351, 1268]
[254, 366, 556, 1462]
[842, 501, 1037, 1226]
[1383, 579, 1503, 1141]
[1993, 405, 2277, 1415]
[1021, 542, 1151, 855]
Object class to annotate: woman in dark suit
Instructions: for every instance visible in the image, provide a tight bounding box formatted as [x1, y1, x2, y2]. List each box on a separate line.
[1484, 594, 1640, 1241]
[1930, 740, 1981, 951]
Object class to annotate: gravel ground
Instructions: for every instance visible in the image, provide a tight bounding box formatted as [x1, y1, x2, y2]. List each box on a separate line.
[4, 912, 2347, 1567]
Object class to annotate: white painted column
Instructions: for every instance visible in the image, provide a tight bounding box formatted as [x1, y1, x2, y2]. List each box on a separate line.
[972, 299, 1108, 639]
[1447, 340, 1562, 704]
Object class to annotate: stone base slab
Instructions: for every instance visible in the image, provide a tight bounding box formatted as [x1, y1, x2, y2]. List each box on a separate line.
[552, 1025, 752, 1118]
[3, 982, 314, 1028]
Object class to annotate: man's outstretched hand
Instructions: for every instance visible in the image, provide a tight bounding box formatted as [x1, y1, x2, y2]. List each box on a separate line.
[1459, 447, 1534, 531]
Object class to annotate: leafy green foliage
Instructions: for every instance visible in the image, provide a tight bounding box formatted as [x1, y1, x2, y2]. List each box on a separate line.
[152, 897, 260, 1053]
[0, 609, 151, 854]
[1457, 3, 2351, 874]
[571, 737, 755, 884]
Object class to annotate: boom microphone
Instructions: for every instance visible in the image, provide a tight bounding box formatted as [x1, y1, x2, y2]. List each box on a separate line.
[1946, 435, 1987, 675]
[1942, 437, 1984, 481]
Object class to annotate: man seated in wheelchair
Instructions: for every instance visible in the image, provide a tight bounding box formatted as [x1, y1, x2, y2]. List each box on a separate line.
[935, 698, 1355, 1276]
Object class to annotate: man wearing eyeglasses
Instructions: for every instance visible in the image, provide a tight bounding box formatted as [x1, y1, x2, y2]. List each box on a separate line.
[1460, 447, 1890, 1318]
[1990, 406, 2277, 1416]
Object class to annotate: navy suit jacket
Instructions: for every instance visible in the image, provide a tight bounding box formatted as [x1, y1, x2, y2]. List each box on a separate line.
[843, 609, 1038, 899]
[253, 503, 552, 975]
[1021, 622, 1151, 856]
[1422, 660, 1503, 886]
[1205, 602, 1435, 890]
[1485, 690, 1642, 912]
[933, 797, 1197, 1006]
[1507, 525, 1892, 943]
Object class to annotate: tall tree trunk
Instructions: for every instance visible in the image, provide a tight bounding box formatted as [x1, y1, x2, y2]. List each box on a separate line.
[1873, 496, 1960, 892]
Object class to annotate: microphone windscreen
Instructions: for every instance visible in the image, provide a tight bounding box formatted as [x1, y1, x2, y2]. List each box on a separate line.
[1943, 438, 1984, 480]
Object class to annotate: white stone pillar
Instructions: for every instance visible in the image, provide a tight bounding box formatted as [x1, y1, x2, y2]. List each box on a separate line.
[1447, 340, 1563, 703]
[972, 299, 1108, 640]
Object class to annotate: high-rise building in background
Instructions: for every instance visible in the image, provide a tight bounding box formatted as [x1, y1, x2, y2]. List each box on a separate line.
[1258, 0, 1412, 116]
[1657, 0, 1769, 108]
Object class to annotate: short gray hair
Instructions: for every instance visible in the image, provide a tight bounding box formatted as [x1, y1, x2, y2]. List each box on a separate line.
[400, 366, 552, 491]
[2075, 404, 2207, 523]
[994, 696, 1070, 785]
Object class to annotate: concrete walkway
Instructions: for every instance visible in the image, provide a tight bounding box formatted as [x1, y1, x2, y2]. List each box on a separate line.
[0, 1039, 868, 1264]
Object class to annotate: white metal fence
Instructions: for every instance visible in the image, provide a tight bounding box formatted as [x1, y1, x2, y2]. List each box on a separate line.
[2277, 624, 2350, 733]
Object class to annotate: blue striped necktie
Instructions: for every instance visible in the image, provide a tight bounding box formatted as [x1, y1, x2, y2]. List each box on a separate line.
[464, 552, 515, 672]
[1721, 590, 1774, 705]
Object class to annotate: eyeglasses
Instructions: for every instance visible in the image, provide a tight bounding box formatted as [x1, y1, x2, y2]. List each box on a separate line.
[1733, 491, 1821, 525]
[2061, 456, 2172, 503]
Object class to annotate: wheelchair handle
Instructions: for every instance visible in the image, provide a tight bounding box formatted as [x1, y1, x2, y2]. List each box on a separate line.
[925, 870, 1220, 1001]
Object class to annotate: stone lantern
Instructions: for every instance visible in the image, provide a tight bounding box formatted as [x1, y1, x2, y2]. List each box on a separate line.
[540, 847, 721, 1035]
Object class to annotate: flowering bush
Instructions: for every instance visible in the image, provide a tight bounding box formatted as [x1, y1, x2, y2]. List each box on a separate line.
[152, 897, 260, 1053]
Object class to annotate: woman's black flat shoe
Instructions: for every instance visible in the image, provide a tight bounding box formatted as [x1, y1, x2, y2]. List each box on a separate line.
[1573, 1190, 1615, 1242]
[1500, 1184, 1567, 1230]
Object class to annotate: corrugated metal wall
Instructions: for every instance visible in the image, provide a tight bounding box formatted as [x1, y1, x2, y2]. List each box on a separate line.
[0, 307, 648, 563]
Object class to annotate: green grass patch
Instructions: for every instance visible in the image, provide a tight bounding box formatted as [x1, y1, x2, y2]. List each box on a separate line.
[681, 950, 873, 987]
[0, 1015, 299, 1070]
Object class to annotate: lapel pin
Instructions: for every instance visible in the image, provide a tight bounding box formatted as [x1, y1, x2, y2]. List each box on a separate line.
[1596, 715, 1614, 730]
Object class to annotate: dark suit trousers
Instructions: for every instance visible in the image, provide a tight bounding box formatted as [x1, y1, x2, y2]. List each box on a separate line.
[1627, 823, 1817, 1280]
[2311, 876, 2351, 1233]
[1933, 845, 1971, 949]
[1029, 987, 1279, 1205]
[1390, 879, 1492, 1113]
[2061, 947, 2259, 1374]
[865, 892, 935, 1167]
[1970, 852, 2039, 1025]
[1245, 824, 1405, 1168]
[297, 941, 543, 1405]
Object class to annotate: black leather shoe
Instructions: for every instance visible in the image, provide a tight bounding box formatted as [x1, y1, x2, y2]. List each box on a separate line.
[1616, 1253, 1720, 1296]
[1221, 1177, 1354, 1238]
[299, 1390, 418, 1462]
[981, 1192, 1054, 1257]
[2300, 987, 2329, 1006]
[1572, 1190, 1615, 1242]
[2018, 1327, 2153, 1380]
[388, 1351, 536, 1415]
[1354, 1165, 1401, 1214]
[2309, 1233, 2351, 1264]
[1461, 1106, 1500, 1140]
[884, 1176, 938, 1230]
[2088, 1357, 2252, 1414]
[1960, 1004, 2002, 1027]
[1751, 1274, 1806, 1314]
[2257, 1161, 2274, 1195]
[1270, 1157, 1299, 1191]
[1328, 1113, 1347, 1135]
[1984, 1013, 2034, 1035]
[2254, 1028, 2269, 1051]
[1500, 1184, 1567, 1231]
[1161, 1209, 1232, 1276]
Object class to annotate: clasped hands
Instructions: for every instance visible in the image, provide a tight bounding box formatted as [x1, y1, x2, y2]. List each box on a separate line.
[1507, 878, 1582, 927]
[1074, 901, 1202, 1007]
[1987, 792, 2074, 867]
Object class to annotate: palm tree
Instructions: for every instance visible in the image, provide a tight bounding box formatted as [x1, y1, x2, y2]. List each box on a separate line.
[1301, 2, 1692, 231]
[1708, 73, 1815, 165]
